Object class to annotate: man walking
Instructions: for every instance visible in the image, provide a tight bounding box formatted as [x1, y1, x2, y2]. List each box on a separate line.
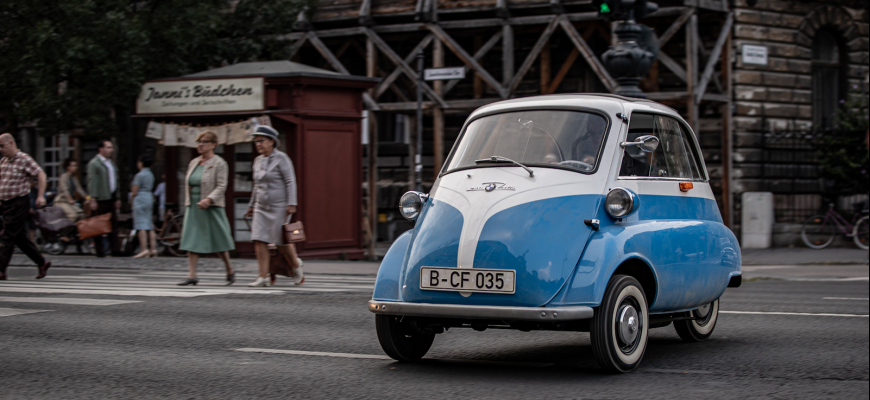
[0, 133, 51, 280]
[87, 140, 122, 257]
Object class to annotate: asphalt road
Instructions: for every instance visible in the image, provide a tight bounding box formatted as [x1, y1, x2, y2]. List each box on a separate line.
[1, 266, 867, 399]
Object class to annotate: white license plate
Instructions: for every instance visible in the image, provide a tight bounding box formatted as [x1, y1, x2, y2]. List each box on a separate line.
[420, 267, 516, 294]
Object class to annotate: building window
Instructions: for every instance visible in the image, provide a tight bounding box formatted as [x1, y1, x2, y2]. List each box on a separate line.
[812, 30, 844, 129]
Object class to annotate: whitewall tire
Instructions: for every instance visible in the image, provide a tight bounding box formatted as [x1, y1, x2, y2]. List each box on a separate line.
[590, 275, 649, 373]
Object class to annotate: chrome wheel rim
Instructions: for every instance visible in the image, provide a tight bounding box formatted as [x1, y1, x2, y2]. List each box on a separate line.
[615, 297, 643, 354]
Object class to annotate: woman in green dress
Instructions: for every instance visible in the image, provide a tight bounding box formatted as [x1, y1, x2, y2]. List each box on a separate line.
[177, 130, 236, 286]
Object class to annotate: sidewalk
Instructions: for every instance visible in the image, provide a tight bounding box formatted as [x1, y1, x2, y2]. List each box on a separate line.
[10, 247, 866, 276]
[9, 254, 380, 276]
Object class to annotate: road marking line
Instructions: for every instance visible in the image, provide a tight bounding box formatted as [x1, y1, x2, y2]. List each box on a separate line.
[0, 297, 141, 306]
[0, 307, 52, 317]
[236, 348, 391, 360]
[822, 297, 869, 301]
[233, 348, 554, 367]
[721, 311, 869, 318]
[644, 368, 713, 375]
[786, 277, 869, 282]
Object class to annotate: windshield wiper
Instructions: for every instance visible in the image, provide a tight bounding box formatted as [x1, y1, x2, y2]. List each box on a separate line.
[474, 156, 534, 177]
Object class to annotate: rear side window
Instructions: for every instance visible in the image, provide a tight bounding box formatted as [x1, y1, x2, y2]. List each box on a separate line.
[619, 113, 703, 179]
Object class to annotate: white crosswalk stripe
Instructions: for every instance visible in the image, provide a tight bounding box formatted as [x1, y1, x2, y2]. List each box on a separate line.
[0, 271, 375, 298]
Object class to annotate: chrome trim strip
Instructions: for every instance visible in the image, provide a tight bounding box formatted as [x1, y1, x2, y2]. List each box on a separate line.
[368, 301, 594, 321]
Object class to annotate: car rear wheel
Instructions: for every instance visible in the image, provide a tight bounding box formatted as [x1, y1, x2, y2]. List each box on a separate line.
[375, 315, 435, 362]
[674, 299, 719, 342]
[590, 275, 649, 373]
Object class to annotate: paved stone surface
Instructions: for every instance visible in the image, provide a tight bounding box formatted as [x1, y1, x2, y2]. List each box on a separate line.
[0, 266, 866, 399]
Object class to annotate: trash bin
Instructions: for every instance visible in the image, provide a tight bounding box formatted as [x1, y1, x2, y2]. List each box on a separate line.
[741, 192, 774, 249]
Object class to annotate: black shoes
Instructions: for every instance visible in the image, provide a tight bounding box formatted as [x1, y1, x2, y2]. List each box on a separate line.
[177, 278, 199, 286]
[36, 261, 51, 279]
[226, 273, 235, 286]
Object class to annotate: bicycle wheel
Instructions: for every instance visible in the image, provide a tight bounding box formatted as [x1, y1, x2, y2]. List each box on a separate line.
[163, 215, 187, 257]
[853, 216, 869, 250]
[801, 214, 837, 249]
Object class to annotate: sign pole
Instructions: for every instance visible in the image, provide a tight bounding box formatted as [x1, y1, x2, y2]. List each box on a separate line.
[416, 50, 424, 192]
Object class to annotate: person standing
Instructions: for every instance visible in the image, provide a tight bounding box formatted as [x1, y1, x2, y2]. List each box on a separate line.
[153, 174, 166, 223]
[87, 140, 122, 257]
[0, 133, 51, 280]
[131, 155, 156, 258]
[56, 158, 88, 222]
[177, 130, 236, 286]
[245, 125, 303, 287]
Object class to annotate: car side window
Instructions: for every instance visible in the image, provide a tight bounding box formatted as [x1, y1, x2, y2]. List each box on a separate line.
[619, 113, 703, 179]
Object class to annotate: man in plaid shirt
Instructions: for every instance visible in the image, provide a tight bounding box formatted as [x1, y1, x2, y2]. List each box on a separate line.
[0, 133, 51, 280]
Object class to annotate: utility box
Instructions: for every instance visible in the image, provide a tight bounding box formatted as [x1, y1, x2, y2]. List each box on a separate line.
[741, 192, 774, 249]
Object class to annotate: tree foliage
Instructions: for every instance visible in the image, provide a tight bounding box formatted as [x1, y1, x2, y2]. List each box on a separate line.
[0, 0, 314, 137]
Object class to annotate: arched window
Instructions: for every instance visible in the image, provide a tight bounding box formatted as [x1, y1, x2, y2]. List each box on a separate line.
[812, 30, 845, 129]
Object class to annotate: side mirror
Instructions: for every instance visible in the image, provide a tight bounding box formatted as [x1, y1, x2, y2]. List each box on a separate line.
[620, 135, 659, 153]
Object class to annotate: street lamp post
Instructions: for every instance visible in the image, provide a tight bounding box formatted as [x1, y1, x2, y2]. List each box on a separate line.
[416, 50, 424, 192]
[596, 0, 659, 98]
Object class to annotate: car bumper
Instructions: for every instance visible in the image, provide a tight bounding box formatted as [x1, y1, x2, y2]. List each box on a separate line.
[368, 300, 594, 321]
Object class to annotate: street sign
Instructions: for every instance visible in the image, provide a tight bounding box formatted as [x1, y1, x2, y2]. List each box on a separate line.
[742, 44, 768, 66]
[424, 67, 466, 81]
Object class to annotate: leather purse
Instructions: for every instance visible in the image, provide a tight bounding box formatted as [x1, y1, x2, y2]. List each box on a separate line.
[283, 221, 306, 243]
[75, 213, 112, 240]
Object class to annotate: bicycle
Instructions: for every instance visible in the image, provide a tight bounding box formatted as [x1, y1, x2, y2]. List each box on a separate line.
[155, 206, 187, 257]
[801, 202, 869, 250]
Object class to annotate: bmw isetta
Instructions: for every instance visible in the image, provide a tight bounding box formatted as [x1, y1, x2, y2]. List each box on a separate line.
[368, 94, 742, 373]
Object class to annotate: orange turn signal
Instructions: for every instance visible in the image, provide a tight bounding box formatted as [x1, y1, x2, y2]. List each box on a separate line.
[679, 182, 693, 192]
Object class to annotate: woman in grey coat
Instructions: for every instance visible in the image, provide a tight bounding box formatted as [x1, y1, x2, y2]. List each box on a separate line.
[245, 125, 304, 287]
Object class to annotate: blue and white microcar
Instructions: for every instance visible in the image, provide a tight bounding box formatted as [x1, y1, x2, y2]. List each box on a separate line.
[368, 94, 742, 373]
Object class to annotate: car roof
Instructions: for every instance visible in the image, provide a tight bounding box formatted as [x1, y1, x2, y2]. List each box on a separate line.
[468, 93, 683, 124]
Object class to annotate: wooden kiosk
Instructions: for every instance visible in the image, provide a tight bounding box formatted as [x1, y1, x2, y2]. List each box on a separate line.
[136, 61, 378, 258]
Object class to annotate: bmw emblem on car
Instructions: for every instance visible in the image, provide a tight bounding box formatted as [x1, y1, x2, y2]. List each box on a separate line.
[467, 182, 516, 192]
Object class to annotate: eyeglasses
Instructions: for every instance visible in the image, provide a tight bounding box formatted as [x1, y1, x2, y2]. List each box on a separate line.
[196, 140, 216, 144]
[253, 139, 268, 144]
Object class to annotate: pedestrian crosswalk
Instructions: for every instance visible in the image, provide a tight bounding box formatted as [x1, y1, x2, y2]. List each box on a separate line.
[0, 270, 375, 298]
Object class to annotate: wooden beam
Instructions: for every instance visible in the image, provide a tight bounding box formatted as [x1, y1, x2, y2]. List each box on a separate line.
[657, 52, 687, 82]
[374, 35, 434, 98]
[308, 31, 381, 110]
[694, 12, 732, 104]
[496, 0, 509, 18]
[546, 48, 579, 94]
[364, 28, 449, 109]
[550, 0, 564, 14]
[427, 24, 507, 98]
[288, 33, 309, 60]
[540, 40, 551, 94]
[433, 37, 444, 180]
[442, 30, 503, 96]
[473, 36, 484, 99]
[502, 24, 514, 87]
[509, 16, 559, 96]
[378, 98, 499, 111]
[365, 35, 378, 259]
[358, 0, 373, 26]
[658, 8, 693, 48]
[558, 16, 616, 92]
[686, 13, 698, 132]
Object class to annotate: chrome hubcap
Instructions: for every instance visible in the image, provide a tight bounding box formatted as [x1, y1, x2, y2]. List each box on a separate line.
[617, 305, 639, 345]
[696, 303, 711, 318]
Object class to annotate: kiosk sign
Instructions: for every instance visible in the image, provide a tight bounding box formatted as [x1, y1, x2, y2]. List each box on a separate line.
[136, 77, 265, 114]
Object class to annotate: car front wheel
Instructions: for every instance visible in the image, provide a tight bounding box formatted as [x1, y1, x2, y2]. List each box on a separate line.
[590, 275, 649, 373]
[375, 315, 435, 362]
[674, 299, 719, 342]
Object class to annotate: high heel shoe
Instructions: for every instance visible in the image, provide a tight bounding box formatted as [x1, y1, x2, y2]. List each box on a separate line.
[132, 250, 151, 258]
[247, 277, 270, 287]
[150, 250, 158, 258]
[293, 258, 305, 285]
[177, 278, 199, 286]
[226, 272, 235, 286]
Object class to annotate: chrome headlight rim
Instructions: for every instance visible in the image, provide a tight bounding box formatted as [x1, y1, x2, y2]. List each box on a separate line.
[605, 187, 638, 218]
[399, 191, 427, 220]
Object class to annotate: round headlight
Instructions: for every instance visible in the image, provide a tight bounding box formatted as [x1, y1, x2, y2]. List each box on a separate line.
[605, 188, 635, 218]
[399, 191, 424, 220]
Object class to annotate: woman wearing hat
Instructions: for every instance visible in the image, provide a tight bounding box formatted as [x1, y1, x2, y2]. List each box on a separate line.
[245, 125, 304, 287]
[177, 130, 236, 286]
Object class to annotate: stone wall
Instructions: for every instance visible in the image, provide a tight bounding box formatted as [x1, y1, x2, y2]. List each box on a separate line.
[730, 0, 869, 239]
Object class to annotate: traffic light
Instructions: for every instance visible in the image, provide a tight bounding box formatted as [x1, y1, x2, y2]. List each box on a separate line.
[592, 0, 658, 20]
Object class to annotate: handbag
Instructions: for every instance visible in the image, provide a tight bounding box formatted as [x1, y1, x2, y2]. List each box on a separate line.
[283, 220, 306, 243]
[243, 216, 296, 278]
[75, 213, 112, 240]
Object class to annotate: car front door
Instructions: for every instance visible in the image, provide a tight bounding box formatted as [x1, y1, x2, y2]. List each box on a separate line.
[615, 112, 726, 312]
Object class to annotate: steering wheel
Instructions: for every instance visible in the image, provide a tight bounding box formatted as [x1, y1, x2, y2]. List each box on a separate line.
[557, 160, 594, 171]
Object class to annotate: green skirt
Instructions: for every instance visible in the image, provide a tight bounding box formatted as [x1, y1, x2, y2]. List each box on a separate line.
[179, 194, 235, 254]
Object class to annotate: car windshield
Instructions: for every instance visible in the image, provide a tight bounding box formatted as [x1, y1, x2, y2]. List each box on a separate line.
[445, 110, 608, 173]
